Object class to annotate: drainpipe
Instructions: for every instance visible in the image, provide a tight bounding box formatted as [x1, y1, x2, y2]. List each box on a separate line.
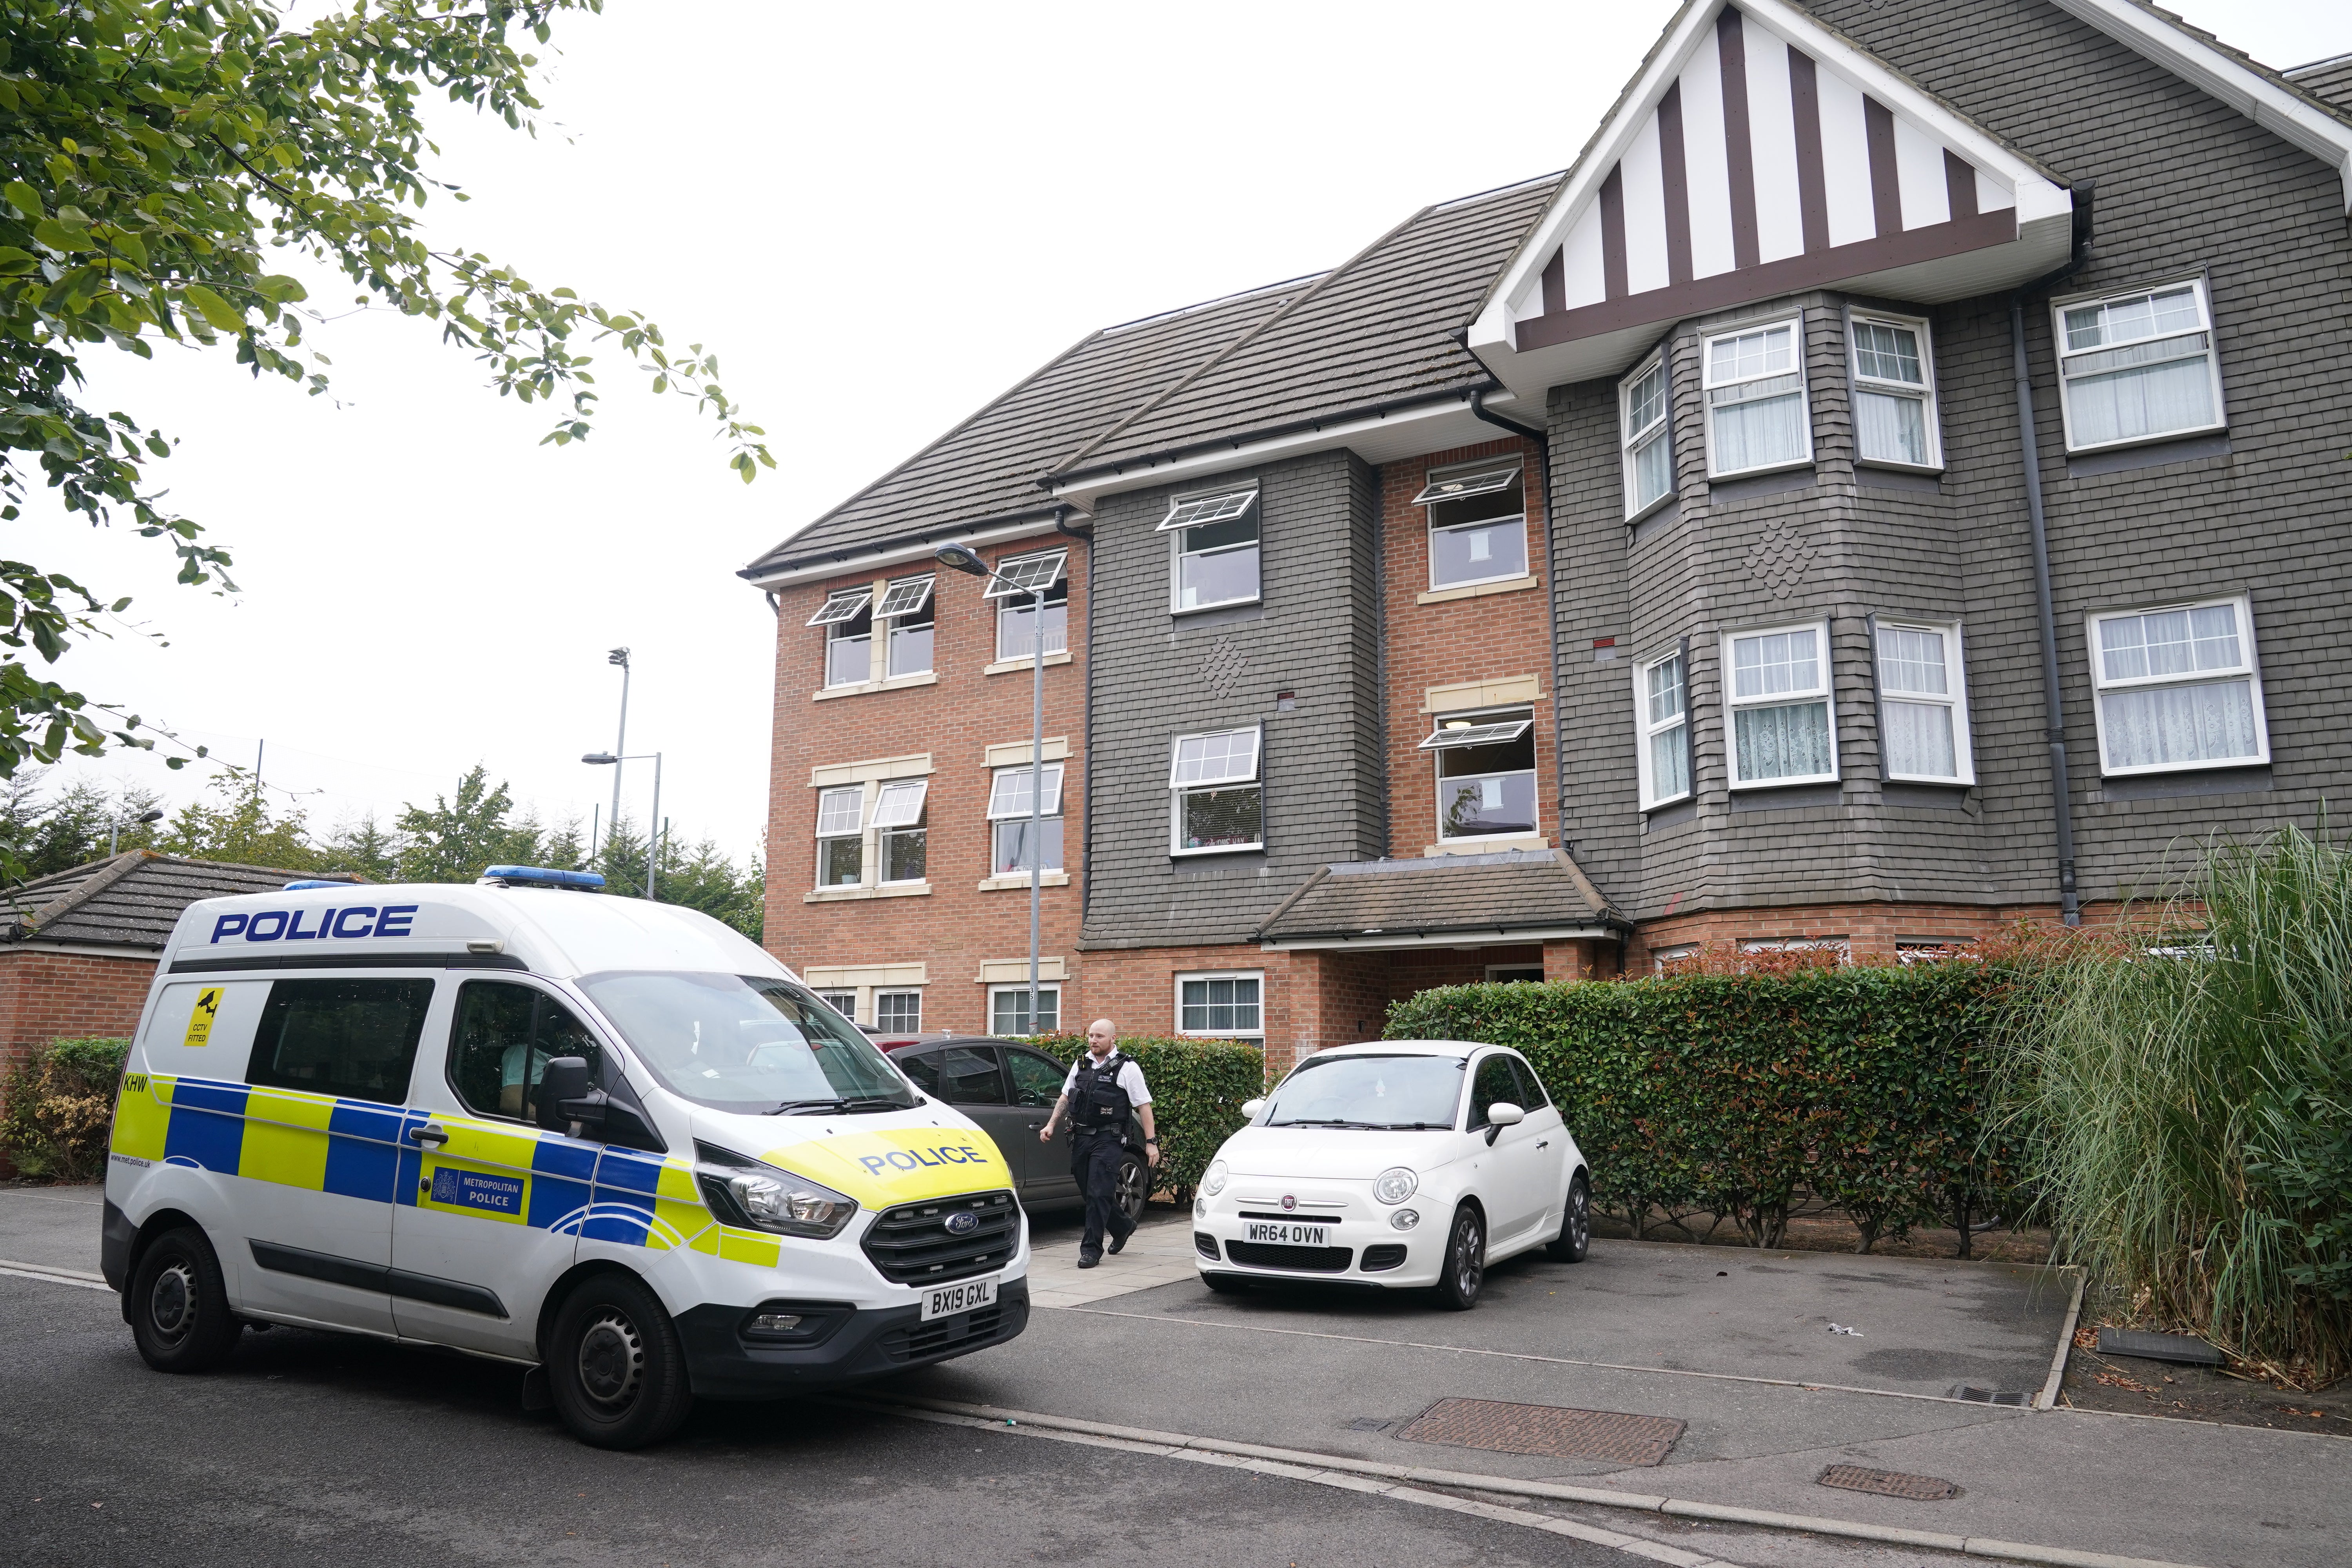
[2009, 184, 2095, 926]
[1467, 387, 1572, 850]
[1054, 508, 1093, 924]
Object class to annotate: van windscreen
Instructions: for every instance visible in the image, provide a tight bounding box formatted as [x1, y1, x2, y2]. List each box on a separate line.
[575, 971, 915, 1114]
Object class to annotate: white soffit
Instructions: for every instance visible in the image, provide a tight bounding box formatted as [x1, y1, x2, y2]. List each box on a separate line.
[1466, 0, 2076, 397]
[2049, 0, 2352, 211]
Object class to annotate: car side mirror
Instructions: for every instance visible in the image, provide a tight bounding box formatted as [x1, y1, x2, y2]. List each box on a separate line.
[1240, 1098, 1267, 1118]
[1484, 1101, 1524, 1145]
[536, 1056, 604, 1134]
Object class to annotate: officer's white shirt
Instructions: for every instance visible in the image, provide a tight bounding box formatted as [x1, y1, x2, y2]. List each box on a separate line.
[1063, 1051, 1152, 1106]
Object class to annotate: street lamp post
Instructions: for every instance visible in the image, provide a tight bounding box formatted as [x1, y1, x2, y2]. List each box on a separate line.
[937, 542, 1051, 1036]
[581, 750, 662, 898]
[107, 809, 163, 858]
[601, 648, 631, 862]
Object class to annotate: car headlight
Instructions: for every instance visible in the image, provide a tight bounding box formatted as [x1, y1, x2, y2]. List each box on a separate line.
[1392, 1208, 1420, 1230]
[699, 1164, 860, 1239]
[1203, 1160, 1229, 1196]
[1374, 1167, 1418, 1205]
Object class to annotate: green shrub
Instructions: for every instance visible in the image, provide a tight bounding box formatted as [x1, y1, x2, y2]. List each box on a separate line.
[1030, 1033, 1264, 1201]
[1385, 964, 2023, 1253]
[2001, 824, 2352, 1384]
[0, 1036, 131, 1181]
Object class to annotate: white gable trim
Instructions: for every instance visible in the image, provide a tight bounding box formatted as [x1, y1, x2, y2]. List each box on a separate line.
[2050, 0, 2352, 211]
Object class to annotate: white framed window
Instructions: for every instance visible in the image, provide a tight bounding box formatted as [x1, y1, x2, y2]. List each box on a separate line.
[806, 587, 871, 627]
[2086, 594, 2268, 776]
[822, 601, 873, 688]
[1620, 354, 1673, 517]
[1163, 485, 1261, 612]
[874, 989, 923, 1033]
[996, 577, 1067, 662]
[871, 779, 929, 885]
[1414, 461, 1527, 590]
[877, 574, 935, 678]
[814, 989, 859, 1021]
[981, 549, 1067, 599]
[2053, 278, 2226, 453]
[1874, 620, 1973, 784]
[1634, 650, 1690, 809]
[1169, 726, 1263, 853]
[989, 984, 1060, 1037]
[1176, 970, 1262, 1041]
[1486, 965, 1546, 984]
[1420, 706, 1537, 841]
[1722, 621, 1837, 788]
[1740, 936, 1849, 961]
[1650, 943, 1698, 973]
[987, 763, 1065, 875]
[1849, 313, 1941, 469]
[1702, 318, 1810, 477]
[815, 784, 865, 886]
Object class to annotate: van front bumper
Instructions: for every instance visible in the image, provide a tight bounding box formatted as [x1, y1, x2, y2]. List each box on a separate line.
[673, 1276, 1029, 1401]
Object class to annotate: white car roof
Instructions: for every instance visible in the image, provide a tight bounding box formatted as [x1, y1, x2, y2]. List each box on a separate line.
[1306, 1040, 1494, 1060]
[159, 882, 786, 984]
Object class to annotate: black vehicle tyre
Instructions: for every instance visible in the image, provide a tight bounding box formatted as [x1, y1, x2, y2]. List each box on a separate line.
[546, 1271, 695, 1450]
[1546, 1172, 1592, 1263]
[129, 1225, 241, 1373]
[1114, 1149, 1150, 1227]
[1432, 1205, 1484, 1311]
[1201, 1273, 1250, 1294]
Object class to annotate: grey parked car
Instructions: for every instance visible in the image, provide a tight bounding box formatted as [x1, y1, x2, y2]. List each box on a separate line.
[880, 1035, 1149, 1225]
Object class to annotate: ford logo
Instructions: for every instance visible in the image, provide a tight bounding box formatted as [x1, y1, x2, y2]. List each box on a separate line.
[1281, 1195, 1296, 1211]
[944, 1210, 980, 1235]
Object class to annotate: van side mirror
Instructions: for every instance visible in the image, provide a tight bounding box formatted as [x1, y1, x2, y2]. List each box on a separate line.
[1241, 1098, 1267, 1118]
[536, 1057, 603, 1133]
[1483, 1101, 1524, 1145]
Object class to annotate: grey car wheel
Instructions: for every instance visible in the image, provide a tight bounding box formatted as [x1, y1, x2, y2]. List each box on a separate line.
[1433, 1205, 1484, 1311]
[1114, 1149, 1149, 1225]
[1547, 1171, 1592, 1263]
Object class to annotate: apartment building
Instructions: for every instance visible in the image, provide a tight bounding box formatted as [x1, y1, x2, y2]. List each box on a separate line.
[743, 0, 2352, 1070]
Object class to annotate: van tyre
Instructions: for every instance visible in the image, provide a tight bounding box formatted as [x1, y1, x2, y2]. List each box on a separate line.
[1433, 1205, 1484, 1311]
[1546, 1172, 1592, 1263]
[547, 1272, 694, 1449]
[129, 1226, 240, 1373]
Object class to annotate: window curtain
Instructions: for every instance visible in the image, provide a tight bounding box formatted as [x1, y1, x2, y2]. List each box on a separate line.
[1735, 701, 1831, 780]
[1883, 698, 1956, 778]
[2067, 353, 2214, 445]
[1633, 428, 1671, 507]
[2100, 680, 2258, 769]
[1712, 390, 1806, 470]
[1649, 723, 1689, 799]
[1855, 389, 1928, 465]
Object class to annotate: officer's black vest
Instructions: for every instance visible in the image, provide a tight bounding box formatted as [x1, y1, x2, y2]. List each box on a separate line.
[1069, 1051, 1132, 1136]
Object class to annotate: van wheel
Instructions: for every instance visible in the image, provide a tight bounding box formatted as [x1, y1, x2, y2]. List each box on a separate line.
[547, 1272, 694, 1450]
[129, 1226, 240, 1372]
[1546, 1172, 1592, 1263]
[1433, 1205, 1484, 1311]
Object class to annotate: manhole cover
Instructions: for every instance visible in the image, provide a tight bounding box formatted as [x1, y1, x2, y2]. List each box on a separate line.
[1395, 1398, 1684, 1466]
[1819, 1465, 1961, 1501]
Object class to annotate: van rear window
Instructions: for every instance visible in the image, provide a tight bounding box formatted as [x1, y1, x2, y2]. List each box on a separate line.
[246, 978, 435, 1105]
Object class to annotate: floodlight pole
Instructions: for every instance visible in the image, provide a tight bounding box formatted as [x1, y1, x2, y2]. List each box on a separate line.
[605, 648, 631, 866]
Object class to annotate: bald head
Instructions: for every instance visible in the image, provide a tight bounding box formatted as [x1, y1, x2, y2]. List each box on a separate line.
[1087, 1018, 1116, 1055]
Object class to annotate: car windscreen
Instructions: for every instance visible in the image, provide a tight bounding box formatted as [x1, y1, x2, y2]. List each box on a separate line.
[574, 971, 916, 1114]
[1262, 1053, 1465, 1129]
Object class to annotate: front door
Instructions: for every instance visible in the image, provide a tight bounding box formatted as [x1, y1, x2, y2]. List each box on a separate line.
[388, 979, 604, 1357]
[1003, 1045, 1078, 1205]
[1469, 1052, 1548, 1243]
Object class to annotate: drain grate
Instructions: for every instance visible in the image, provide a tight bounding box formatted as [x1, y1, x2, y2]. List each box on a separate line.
[1395, 1398, 1685, 1466]
[1819, 1465, 1961, 1501]
[1345, 1417, 1394, 1432]
[1948, 1383, 2031, 1406]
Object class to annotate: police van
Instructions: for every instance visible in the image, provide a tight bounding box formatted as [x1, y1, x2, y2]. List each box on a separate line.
[100, 866, 1029, 1448]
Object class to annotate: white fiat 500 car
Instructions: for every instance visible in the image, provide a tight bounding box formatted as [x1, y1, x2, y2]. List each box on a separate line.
[1192, 1040, 1589, 1308]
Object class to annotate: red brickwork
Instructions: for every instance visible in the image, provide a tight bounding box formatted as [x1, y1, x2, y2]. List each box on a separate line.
[1625, 899, 2139, 971]
[762, 534, 1089, 1035]
[0, 948, 156, 1072]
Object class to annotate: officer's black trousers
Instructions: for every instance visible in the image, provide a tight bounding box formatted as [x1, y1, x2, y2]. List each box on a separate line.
[1070, 1131, 1132, 1254]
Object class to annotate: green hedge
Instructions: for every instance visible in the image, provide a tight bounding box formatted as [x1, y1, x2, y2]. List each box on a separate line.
[1, 1036, 131, 1182]
[1029, 1033, 1264, 1201]
[1386, 965, 2022, 1252]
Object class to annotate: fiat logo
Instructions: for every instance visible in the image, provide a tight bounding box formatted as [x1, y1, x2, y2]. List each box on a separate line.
[945, 1210, 980, 1235]
[1280, 1195, 1296, 1211]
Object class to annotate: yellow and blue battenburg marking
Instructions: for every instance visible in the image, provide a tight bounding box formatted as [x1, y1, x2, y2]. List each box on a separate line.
[110, 1074, 770, 1263]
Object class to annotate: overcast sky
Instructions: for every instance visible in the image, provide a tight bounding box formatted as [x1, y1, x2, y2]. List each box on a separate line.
[27, 0, 2351, 863]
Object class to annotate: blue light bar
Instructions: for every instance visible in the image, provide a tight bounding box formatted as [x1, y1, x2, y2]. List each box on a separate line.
[282, 880, 345, 891]
[480, 865, 606, 890]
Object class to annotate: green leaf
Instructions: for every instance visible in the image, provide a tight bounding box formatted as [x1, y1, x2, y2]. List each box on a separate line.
[3, 181, 40, 219]
[180, 284, 245, 334]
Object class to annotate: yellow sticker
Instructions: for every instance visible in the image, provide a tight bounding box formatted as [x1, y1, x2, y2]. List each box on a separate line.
[183, 987, 223, 1048]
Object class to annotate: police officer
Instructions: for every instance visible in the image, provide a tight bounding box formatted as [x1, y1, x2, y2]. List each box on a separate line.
[1039, 1017, 1158, 1268]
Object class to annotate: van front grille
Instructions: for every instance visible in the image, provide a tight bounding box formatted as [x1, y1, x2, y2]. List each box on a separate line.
[881, 1303, 1010, 1362]
[861, 1190, 1019, 1285]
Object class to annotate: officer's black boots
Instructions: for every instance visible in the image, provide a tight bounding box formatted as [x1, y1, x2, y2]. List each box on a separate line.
[1077, 1248, 1102, 1269]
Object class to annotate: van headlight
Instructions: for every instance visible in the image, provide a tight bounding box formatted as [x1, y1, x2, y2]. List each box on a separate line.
[1203, 1160, 1229, 1196]
[1374, 1167, 1418, 1205]
[699, 1164, 860, 1239]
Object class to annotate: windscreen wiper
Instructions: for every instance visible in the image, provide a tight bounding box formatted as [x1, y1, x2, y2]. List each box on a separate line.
[768, 1098, 849, 1115]
[1271, 1118, 1383, 1129]
[1367, 1121, 1447, 1130]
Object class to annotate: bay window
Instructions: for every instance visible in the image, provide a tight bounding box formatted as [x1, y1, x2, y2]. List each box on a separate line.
[1703, 318, 1810, 477]
[1723, 621, 1838, 787]
[1621, 354, 1672, 517]
[1421, 707, 1537, 840]
[1169, 726, 1263, 853]
[1849, 314, 1940, 469]
[2054, 279, 2226, 452]
[1874, 620, 1973, 784]
[2087, 595, 2268, 775]
[1635, 650, 1690, 808]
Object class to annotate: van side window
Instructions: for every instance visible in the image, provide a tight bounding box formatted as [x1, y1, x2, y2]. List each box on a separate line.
[448, 980, 603, 1123]
[245, 978, 436, 1105]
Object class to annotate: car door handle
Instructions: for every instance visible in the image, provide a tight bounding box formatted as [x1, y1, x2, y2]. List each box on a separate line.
[1538, 1140, 1549, 1149]
[406, 1124, 448, 1147]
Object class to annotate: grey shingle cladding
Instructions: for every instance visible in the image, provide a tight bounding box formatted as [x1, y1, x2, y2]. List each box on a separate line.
[0, 852, 362, 949]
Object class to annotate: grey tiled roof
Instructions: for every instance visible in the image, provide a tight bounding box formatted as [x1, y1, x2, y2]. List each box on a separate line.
[0, 852, 362, 951]
[741, 279, 1312, 578]
[1255, 849, 1626, 944]
[1054, 175, 1563, 479]
[2285, 52, 2352, 114]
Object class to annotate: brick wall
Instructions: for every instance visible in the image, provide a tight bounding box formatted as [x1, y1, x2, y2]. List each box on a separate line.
[0, 948, 156, 1071]
[761, 531, 1089, 1036]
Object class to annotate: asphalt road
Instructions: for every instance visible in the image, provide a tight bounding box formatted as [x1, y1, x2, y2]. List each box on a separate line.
[1, 1272, 1637, 1568]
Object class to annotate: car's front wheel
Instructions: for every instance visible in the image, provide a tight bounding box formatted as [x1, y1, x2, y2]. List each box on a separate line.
[1432, 1205, 1484, 1311]
[1114, 1148, 1149, 1226]
[546, 1272, 694, 1449]
[1546, 1171, 1592, 1263]
[129, 1225, 240, 1372]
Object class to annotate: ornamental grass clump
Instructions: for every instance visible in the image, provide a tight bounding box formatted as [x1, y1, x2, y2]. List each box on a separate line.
[2001, 824, 2352, 1385]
